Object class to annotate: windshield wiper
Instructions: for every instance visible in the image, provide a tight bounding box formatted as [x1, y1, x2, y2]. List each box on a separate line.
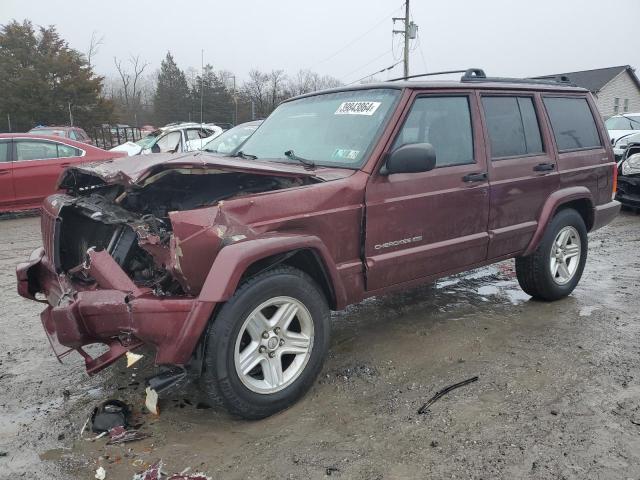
[233, 150, 257, 160]
[284, 150, 315, 170]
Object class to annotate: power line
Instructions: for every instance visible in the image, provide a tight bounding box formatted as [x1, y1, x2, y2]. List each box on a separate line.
[308, 3, 403, 70]
[341, 49, 393, 83]
[347, 59, 403, 86]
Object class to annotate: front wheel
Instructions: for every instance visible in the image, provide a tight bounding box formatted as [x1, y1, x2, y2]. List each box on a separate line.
[201, 266, 330, 419]
[516, 208, 588, 301]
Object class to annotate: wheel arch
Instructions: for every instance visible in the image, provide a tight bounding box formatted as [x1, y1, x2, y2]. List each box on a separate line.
[523, 187, 594, 256]
[197, 234, 346, 310]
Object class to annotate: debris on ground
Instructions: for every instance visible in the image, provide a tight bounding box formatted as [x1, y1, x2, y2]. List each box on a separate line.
[325, 466, 340, 475]
[132, 461, 162, 480]
[418, 376, 479, 414]
[91, 399, 131, 433]
[106, 425, 150, 445]
[167, 472, 212, 480]
[145, 387, 159, 415]
[127, 351, 144, 368]
[95, 466, 107, 480]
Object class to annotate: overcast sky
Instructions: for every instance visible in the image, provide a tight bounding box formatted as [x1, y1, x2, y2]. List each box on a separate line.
[2, 0, 638, 84]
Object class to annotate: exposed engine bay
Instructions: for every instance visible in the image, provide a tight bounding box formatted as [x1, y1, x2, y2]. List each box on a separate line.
[55, 168, 317, 295]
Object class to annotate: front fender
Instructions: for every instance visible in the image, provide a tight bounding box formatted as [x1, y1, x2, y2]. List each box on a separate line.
[522, 186, 594, 256]
[198, 233, 346, 305]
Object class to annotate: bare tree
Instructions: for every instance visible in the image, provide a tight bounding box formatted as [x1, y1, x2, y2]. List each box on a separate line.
[287, 69, 342, 96]
[86, 31, 104, 70]
[113, 55, 149, 124]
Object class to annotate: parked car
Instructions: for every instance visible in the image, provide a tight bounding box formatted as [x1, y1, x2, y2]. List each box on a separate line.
[0, 134, 124, 212]
[612, 130, 640, 160]
[605, 113, 640, 144]
[111, 123, 221, 156]
[616, 140, 640, 209]
[28, 126, 94, 145]
[198, 120, 262, 153]
[17, 69, 619, 419]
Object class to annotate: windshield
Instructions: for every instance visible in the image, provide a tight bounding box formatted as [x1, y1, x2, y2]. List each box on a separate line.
[135, 130, 162, 149]
[203, 123, 260, 154]
[236, 89, 400, 168]
[606, 116, 640, 130]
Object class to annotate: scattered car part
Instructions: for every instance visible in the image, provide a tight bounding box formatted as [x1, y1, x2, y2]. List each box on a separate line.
[106, 425, 150, 445]
[91, 400, 130, 433]
[417, 376, 479, 414]
[145, 387, 159, 415]
[126, 351, 144, 368]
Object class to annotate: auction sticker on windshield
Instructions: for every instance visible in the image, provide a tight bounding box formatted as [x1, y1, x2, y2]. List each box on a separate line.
[335, 101, 381, 115]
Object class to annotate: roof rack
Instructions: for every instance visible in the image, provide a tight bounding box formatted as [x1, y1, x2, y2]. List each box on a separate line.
[388, 68, 575, 86]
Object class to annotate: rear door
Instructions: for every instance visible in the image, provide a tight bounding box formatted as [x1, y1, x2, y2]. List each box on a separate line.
[0, 139, 14, 208]
[364, 91, 490, 291]
[12, 139, 84, 207]
[480, 92, 560, 258]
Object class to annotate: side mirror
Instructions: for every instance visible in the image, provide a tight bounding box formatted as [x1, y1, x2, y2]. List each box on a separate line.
[151, 144, 161, 154]
[384, 143, 437, 175]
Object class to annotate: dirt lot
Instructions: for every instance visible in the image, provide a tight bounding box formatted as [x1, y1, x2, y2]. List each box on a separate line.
[1, 212, 639, 479]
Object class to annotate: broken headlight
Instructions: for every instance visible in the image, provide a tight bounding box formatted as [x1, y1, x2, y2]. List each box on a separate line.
[621, 154, 640, 176]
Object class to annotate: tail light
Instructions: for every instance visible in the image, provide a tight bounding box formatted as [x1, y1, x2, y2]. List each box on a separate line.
[612, 162, 618, 200]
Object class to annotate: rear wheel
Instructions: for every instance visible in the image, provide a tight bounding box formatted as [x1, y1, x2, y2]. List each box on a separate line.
[516, 208, 588, 301]
[201, 266, 330, 419]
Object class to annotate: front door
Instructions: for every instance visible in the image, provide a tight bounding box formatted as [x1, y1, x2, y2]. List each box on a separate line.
[364, 92, 490, 292]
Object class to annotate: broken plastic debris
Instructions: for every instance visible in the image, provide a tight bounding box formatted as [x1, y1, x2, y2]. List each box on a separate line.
[167, 473, 212, 480]
[132, 460, 162, 480]
[126, 351, 144, 368]
[95, 466, 106, 480]
[145, 387, 159, 415]
[91, 399, 130, 433]
[107, 425, 150, 445]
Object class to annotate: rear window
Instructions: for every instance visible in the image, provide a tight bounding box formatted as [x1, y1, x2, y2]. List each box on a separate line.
[543, 97, 602, 151]
[482, 96, 543, 158]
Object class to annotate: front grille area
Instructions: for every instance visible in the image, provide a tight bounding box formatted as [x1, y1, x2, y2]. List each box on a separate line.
[40, 208, 61, 271]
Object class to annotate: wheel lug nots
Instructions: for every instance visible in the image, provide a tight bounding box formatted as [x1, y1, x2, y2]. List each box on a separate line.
[274, 327, 281, 334]
[259, 346, 266, 353]
[279, 339, 285, 346]
[268, 352, 275, 358]
[262, 331, 269, 339]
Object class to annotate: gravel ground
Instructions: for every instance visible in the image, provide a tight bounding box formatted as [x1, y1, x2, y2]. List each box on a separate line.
[1, 212, 639, 479]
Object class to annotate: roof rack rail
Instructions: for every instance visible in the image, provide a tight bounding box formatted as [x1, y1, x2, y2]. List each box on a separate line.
[389, 68, 575, 86]
[460, 69, 575, 86]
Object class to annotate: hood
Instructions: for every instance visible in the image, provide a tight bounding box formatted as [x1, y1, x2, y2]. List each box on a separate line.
[58, 152, 352, 189]
[110, 141, 143, 156]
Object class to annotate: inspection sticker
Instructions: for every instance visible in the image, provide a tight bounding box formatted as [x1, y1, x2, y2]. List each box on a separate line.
[335, 101, 381, 115]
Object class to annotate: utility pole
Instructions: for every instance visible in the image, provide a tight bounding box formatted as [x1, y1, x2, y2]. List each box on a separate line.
[393, 0, 418, 79]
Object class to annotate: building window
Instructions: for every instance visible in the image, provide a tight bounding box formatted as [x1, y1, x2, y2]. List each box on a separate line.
[614, 97, 620, 114]
[624, 99, 629, 112]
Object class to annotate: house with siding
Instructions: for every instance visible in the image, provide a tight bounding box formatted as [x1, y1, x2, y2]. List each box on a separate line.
[535, 65, 640, 118]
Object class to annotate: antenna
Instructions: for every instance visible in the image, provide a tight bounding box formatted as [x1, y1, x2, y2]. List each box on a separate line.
[200, 49, 204, 150]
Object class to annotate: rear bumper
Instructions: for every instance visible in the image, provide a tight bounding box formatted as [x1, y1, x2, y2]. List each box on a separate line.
[16, 248, 215, 375]
[591, 200, 621, 231]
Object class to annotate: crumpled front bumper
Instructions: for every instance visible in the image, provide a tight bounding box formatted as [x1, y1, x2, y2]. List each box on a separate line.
[616, 175, 640, 208]
[16, 247, 214, 375]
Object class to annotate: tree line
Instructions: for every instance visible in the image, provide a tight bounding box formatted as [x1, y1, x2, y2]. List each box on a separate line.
[0, 20, 342, 133]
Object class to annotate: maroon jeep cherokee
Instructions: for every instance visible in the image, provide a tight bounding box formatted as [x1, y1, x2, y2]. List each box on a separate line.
[17, 70, 620, 419]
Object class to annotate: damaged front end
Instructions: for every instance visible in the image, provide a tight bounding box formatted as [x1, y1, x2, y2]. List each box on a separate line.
[17, 156, 318, 374]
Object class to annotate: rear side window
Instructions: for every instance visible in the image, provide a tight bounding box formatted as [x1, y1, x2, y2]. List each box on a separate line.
[482, 96, 543, 158]
[57, 143, 82, 158]
[0, 141, 9, 162]
[15, 140, 81, 160]
[543, 97, 602, 151]
[393, 96, 474, 167]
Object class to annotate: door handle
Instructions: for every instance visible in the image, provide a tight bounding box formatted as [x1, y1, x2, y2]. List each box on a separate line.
[462, 172, 487, 183]
[0, 170, 9, 176]
[61, 163, 71, 167]
[533, 162, 555, 172]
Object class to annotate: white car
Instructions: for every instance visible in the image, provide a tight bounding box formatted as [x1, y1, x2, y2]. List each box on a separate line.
[198, 120, 263, 154]
[605, 113, 640, 145]
[111, 123, 223, 156]
[613, 130, 640, 159]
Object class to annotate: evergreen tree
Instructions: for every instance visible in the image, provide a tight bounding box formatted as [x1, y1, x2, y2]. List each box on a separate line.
[189, 65, 235, 125]
[153, 52, 190, 125]
[0, 20, 113, 132]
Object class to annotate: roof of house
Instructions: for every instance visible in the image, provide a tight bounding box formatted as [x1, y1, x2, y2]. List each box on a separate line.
[534, 65, 640, 93]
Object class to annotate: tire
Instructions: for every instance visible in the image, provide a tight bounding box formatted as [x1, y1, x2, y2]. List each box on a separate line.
[201, 266, 330, 420]
[515, 208, 588, 301]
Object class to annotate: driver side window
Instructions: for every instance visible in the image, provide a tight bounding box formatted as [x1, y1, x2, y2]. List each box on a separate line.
[393, 96, 474, 167]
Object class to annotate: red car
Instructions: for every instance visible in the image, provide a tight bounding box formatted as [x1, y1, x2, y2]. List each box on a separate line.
[0, 134, 124, 213]
[28, 126, 94, 145]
